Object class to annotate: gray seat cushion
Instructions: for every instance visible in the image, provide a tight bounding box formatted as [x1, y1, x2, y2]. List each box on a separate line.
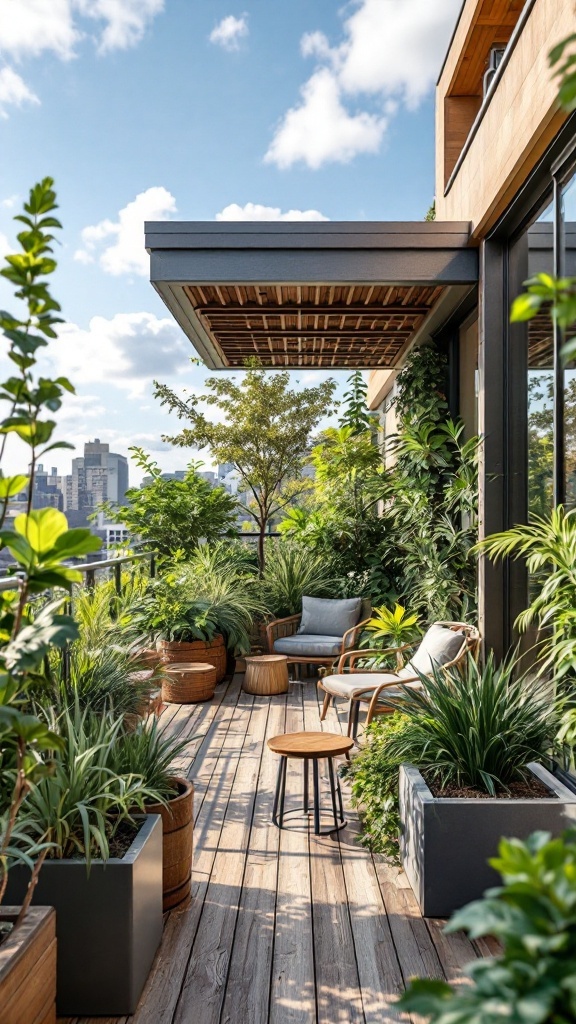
[274, 634, 343, 658]
[405, 624, 465, 676]
[298, 596, 362, 638]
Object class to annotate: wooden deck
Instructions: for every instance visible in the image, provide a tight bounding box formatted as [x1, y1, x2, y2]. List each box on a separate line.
[65, 674, 494, 1024]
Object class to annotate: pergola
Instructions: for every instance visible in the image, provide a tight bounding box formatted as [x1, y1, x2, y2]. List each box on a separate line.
[145, 221, 478, 370]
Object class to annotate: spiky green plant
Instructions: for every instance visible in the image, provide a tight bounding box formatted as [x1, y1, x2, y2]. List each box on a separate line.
[109, 718, 194, 800]
[261, 541, 337, 617]
[386, 654, 558, 795]
[19, 707, 161, 866]
[43, 645, 154, 720]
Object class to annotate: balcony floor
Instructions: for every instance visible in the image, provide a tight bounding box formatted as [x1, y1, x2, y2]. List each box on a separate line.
[64, 674, 495, 1024]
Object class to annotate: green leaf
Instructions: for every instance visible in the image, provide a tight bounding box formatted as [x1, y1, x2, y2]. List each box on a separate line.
[0, 475, 28, 499]
[13, 507, 69, 555]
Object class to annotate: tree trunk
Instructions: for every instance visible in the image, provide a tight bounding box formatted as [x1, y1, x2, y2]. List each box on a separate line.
[258, 518, 267, 576]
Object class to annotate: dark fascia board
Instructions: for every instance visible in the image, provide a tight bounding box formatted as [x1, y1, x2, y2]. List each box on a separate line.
[145, 220, 473, 251]
[146, 220, 477, 287]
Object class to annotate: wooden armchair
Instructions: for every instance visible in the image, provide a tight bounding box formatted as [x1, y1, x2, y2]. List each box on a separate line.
[266, 597, 372, 674]
[318, 621, 480, 738]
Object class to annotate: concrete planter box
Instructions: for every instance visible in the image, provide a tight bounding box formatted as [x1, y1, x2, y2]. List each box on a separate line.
[5, 814, 163, 1016]
[399, 762, 576, 918]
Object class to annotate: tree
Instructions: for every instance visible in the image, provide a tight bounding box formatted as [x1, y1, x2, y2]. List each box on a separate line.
[338, 371, 372, 434]
[154, 367, 337, 571]
[98, 448, 238, 560]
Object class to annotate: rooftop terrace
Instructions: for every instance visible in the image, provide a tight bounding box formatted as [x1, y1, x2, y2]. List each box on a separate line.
[64, 673, 496, 1024]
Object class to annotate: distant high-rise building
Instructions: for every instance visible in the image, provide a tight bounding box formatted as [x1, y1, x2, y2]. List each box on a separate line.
[31, 464, 64, 511]
[68, 439, 129, 519]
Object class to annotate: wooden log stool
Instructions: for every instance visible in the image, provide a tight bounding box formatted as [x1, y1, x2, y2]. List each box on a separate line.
[161, 662, 217, 704]
[267, 731, 353, 835]
[243, 654, 289, 695]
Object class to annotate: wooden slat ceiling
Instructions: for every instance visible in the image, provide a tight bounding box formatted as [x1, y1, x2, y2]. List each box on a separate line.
[449, 0, 524, 96]
[183, 283, 445, 368]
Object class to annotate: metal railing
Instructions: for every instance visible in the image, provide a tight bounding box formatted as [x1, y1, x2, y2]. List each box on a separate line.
[0, 549, 157, 595]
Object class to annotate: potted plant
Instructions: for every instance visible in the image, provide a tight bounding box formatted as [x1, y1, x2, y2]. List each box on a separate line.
[5, 708, 164, 1016]
[0, 180, 102, 1024]
[398, 829, 576, 1023]
[395, 655, 576, 916]
[345, 653, 576, 917]
[111, 717, 196, 910]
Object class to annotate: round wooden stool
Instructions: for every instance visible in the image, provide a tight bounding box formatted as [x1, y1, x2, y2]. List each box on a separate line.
[243, 654, 289, 695]
[162, 662, 217, 704]
[267, 731, 354, 835]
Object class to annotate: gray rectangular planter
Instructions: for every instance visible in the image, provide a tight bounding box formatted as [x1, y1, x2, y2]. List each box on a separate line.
[5, 813, 163, 1016]
[399, 763, 576, 918]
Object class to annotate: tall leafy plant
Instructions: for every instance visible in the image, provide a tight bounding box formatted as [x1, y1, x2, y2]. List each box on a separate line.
[0, 179, 100, 917]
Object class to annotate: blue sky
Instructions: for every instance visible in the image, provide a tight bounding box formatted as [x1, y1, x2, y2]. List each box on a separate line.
[0, 0, 461, 483]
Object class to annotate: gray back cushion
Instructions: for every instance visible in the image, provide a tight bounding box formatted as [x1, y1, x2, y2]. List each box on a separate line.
[298, 596, 362, 638]
[406, 624, 465, 676]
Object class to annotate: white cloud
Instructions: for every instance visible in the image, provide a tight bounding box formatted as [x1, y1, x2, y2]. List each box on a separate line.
[75, 186, 176, 275]
[0, 0, 163, 59]
[0, 67, 40, 118]
[47, 311, 189, 397]
[265, 67, 386, 170]
[209, 14, 248, 52]
[266, 0, 461, 169]
[215, 202, 328, 221]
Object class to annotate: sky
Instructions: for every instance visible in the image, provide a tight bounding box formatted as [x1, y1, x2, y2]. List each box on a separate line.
[0, 0, 462, 485]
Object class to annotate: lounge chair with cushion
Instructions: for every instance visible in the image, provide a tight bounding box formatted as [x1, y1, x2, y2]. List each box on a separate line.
[318, 621, 480, 739]
[266, 595, 371, 674]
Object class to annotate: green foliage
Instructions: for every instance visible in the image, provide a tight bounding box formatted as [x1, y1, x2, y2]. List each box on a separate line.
[363, 603, 421, 657]
[153, 366, 337, 569]
[43, 646, 154, 721]
[338, 371, 372, 434]
[341, 713, 411, 859]
[479, 506, 576, 680]
[385, 654, 558, 796]
[19, 707, 161, 866]
[261, 541, 337, 617]
[425, 201, 436, 222]
[145, 553, 265, 654]
[99, 448, 238, 560]
[0, 180, 101, 906]
[109, 717, 193, 801]
[280, 425, 394, 600]
[398, 829, 576, 1024]
[391, 351, 479, 620]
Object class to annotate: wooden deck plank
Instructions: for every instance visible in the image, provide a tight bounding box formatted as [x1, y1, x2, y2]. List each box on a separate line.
[220, 692, 287, 1024]
[303, 681, 365, 1024]
[172, 691, 269, 1024]
[130, 677, 251, 1024]
[270, 683, 316, 1024]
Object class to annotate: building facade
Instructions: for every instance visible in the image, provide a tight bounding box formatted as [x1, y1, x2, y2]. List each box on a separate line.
[68, 439, 129, 520]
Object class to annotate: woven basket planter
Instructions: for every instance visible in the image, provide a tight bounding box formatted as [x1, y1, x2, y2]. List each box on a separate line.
[161, 662, 217, 704]
[157, 636, 226, 682]
[146, 779, 194, 911]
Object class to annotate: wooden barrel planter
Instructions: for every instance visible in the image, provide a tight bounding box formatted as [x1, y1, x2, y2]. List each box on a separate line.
[131, 647, 162, 671]
[146, 779, 194, 911]
[157, 636, 226, 682]
[161, 662, 217, 704]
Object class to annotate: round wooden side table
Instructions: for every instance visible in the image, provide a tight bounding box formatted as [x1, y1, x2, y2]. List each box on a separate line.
[243, 654, 289, 695]
[162, 661, 217, 704]
[267, 731, 354, 835]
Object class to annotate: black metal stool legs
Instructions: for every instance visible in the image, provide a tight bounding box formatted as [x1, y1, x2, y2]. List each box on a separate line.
[272, 753, 347, 835]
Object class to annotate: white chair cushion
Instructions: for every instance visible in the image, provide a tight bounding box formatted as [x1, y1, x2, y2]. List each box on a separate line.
[322, 671, 404, 699]
[406, 624, 465, 676]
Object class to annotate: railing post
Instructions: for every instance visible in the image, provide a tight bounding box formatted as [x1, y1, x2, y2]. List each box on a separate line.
[86, 568, 95, 591]
[150, 553, 156, 579]
[114, 561, 122, 596]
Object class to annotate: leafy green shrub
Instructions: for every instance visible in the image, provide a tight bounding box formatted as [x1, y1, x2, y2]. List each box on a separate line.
[261, 541, 337, 616]
[100, 447, 238, 560]
[44, 646, 154, 720]
[341, 713, 412, 859]
[399, 829, 576, 1023]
